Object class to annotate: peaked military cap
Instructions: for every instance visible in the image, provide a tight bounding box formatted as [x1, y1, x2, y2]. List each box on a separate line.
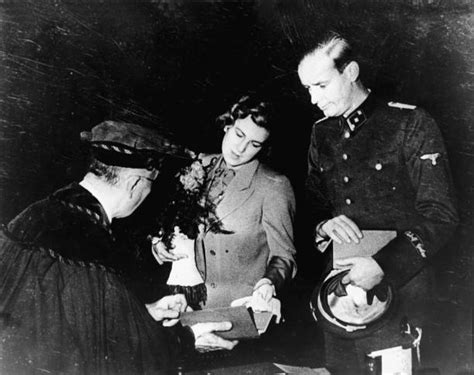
[80, 120, 190, 169]
[311, 269, 396, 339]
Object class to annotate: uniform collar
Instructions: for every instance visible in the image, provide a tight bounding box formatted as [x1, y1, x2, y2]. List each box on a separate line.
[341, 93, 377, 133]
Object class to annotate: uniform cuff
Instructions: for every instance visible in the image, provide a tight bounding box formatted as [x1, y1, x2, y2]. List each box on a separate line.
[373, 234, 425, 290]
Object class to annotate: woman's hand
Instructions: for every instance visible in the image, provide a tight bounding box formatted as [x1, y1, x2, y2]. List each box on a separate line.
[151, 237, 188, 265]
[231, 278, 282, 324]
[252, 278, 275, 302]
[251, 279, 282, 323]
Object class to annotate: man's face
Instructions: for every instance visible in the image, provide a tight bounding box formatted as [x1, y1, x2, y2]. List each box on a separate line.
[221, 115, 270, 169]
[298, 52, 354, 118]
[118, 168, 159, 218]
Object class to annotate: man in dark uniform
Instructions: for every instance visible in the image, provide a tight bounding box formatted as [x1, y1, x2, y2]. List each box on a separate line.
[0, 121, 236, 374]
[298, 31, 458, 373]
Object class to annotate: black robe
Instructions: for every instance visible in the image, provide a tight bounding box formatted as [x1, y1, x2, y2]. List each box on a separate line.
[0, 183, 193, 374]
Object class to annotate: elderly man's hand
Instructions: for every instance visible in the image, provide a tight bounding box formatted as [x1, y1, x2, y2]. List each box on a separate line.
[319, 215, 363, 244]
[190, 322, 238, 352]
[334, 257, 385, 290]
[151, 237, 188, 265]
[145, 294, 189, 327]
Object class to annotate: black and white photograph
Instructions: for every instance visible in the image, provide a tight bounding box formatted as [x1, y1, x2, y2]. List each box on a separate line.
[0, 1, 472, 374]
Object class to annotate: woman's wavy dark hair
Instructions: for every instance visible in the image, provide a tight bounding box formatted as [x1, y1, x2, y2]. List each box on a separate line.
[216, 95, 275, 160]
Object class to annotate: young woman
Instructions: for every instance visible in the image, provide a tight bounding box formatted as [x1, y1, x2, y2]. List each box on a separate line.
[154, 96, 297, 317]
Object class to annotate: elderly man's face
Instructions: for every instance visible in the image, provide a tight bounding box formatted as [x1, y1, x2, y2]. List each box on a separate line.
[298, 52, 354, 118]
[221, 115, 269, 169]
[118, 168, 159, 218]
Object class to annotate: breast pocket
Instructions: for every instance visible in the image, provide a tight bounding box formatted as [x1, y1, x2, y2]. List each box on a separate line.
[319, 155, 335, 174]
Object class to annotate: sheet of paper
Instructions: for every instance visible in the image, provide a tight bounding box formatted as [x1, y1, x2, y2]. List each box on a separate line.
[179, 306, 259, 340]
[274, 363, 331, 374]
[333, 230, 397, 261]
[368, 345, 412, 374]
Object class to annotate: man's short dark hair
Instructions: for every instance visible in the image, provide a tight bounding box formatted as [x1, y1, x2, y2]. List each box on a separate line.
[301, 31, 354, 73]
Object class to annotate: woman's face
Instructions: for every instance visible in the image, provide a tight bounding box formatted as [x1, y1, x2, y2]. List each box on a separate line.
[221, 115, 270, 169]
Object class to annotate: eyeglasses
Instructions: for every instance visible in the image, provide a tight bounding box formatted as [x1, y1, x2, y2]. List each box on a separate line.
[140, 176, 155, 183]
[133, 175, 156, 184]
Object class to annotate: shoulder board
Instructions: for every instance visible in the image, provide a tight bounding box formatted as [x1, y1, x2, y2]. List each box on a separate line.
[388, 101, 417, 110]
[314, 116, 329, 125]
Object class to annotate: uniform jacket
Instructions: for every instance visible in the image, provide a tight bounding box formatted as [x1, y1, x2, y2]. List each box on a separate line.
[306, 94, 459, 294]
[196, 155, 297, 308]
[0, 183, 193, 374]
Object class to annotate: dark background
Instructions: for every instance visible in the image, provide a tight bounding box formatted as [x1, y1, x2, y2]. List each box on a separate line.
[0, 0, 472, 373]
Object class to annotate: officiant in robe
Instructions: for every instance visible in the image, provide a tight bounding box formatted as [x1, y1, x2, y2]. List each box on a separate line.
[0, 120, 236, 375]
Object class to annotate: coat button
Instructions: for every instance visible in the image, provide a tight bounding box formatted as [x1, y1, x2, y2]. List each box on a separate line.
[342, 153, 348, 161]
[375, 163, 382, 170]
[210, 283, 216, 288]
[344, 131, 351, 139]
[210, 250, 216, 256]
[345, 198, 352, 205]
[343, 176, 350, 183]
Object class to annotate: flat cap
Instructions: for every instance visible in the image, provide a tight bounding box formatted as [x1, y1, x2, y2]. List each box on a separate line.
[81, 120, 189, 169]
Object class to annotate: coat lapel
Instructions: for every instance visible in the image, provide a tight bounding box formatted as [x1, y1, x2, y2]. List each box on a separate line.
[214, 159, 259, 223]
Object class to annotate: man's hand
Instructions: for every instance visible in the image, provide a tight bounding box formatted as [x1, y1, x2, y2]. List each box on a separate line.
[151, 237, 188, 265]
[319, 215, 363, 244]
[145, 294, 189, 327]
[334, 257, 385, 290]
[190, 322, 238, 352]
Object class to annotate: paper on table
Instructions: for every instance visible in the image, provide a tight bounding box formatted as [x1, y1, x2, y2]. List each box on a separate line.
[368, 345, 412, 374]
[274, 363, 331, 374]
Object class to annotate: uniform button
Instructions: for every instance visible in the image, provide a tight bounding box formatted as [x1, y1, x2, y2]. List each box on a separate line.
[342, 153, 348, 161]
[210, 283, 216, 288]
[344, 131, 351, 139]
[343, 176, 350, 183]
[375, 163, 382, 170]
[210, 250, 216, 256]
[225, 249, 229, 253]
[345, 198, 352, 205]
